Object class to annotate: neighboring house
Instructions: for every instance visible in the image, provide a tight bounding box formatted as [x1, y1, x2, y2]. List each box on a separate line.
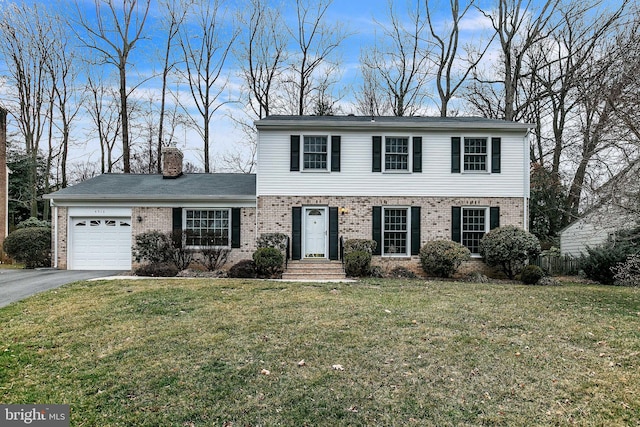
[560, 162, 639, 257]
[46, 115, 533, 272]
[255, 115, 533, 270]
[559, 206, 632, 257]
[44, 147, 256, 270]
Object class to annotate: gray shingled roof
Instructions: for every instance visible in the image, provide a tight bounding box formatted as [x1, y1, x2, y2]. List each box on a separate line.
[256, 115, 533, 130]
[45, 173, 256, 201]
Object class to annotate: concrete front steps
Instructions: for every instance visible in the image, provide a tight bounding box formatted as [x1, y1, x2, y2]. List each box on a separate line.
[282, 259, 347, 281]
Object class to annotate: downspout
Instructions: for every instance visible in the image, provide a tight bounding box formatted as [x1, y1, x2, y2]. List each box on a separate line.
[524, 129, 531, 231]
[52, 200, 58, 269]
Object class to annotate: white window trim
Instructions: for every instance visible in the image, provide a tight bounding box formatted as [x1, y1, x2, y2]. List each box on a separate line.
[459, 135, 492, 174]
[301, 134, 331, 172]
[383, 135, 412, 174]
[461, 206, 490, 257]
[183, 208, 232, 249]
[381, 206, 411, 257]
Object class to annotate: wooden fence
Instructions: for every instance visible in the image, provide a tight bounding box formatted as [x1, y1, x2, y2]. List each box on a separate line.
[532, 254, 580, 276]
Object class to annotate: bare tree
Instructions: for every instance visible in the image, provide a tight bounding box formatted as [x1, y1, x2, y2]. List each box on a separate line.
[156, 0, 191, 173]
[0, 2, 53, 216]
[74, 0, 150, 173]
[472, 0, 560, 121]
[426, 0, 493, 117]
[85, 74, 122, 173]
[45, 12, 84, 189]
[565, 20, 640, 217]
[359, 1, 431, 116]
[178, 0, 238, 173]
[237, 0, 288, 119]
[286, 0, 348, 116]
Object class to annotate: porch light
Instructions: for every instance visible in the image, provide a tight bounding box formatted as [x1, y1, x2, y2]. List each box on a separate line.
[340, 207, 348, 215]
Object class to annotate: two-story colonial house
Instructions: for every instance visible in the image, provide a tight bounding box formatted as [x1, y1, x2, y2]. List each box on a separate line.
[255, 115, 532, 272]
[45, 115, 532, 274]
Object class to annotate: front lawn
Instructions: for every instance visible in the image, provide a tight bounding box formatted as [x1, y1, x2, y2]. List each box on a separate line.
[1, 278, 638, 426]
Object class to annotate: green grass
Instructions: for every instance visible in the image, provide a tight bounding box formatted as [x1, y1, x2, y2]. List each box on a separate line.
[1, 278, 639, 426]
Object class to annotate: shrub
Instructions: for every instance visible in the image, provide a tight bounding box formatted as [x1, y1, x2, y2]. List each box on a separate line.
[479, 226, 541, 279]
[3, 227, 51, 268]
[389, 266, 417, 279]
[133, 230, 194, 271]
[462, 271, 490, 283]
[579, 237, 639, 285]
[419, 240, 470, 278]
[369, 265, 384, 278]
[228, 259, 257, 278]
[520, 264, 545, 285]
[257, 233, 288, 252]
[613, 254, 640, 287]
[201, 247, 230, 271]
[538, 276, 561, 286]
[169, 230, 195, 271]
[134, 262, 179, 277]
[253, 247, 284, 278]
[344, 239, 377, 255]
[344, 250, 372, 277]
[17, 217, 50, 229]
[133, 231, 173, 264]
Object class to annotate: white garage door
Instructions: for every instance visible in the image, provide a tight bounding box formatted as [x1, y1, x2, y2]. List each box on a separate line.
[71, 218, 132, 270]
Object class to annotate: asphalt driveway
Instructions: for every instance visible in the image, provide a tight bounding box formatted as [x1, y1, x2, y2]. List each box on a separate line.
[0, 269, 121, 308]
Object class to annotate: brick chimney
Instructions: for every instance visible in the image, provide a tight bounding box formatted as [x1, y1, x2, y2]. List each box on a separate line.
[162, 146, 183, 179]
[0, 107, 7, 249]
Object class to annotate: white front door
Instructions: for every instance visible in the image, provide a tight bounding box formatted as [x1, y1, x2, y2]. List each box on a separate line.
[304, 207, 327, 258]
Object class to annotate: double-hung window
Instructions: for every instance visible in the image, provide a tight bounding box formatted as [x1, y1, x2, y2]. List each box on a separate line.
[185, 209, 230, 247]
[385, 137, 409, 171]
[461, 208, 487, 254]
[463, 137, 488, 171]
[383, 207, 409, 255]
[303, 136, 328, 170]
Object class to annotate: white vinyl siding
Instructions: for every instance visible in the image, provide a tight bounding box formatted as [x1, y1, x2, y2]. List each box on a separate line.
[257, 129, 527, 197]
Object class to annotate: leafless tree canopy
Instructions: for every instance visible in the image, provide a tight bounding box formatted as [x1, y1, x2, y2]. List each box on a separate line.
[0, 0, 638, 227]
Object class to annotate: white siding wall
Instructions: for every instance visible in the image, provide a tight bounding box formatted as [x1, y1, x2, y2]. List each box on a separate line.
[560, 208, 632, 257]
[257, 129, 527, 197]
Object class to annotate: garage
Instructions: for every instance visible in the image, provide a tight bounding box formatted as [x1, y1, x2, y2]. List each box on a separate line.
[70, 217, 132, 270]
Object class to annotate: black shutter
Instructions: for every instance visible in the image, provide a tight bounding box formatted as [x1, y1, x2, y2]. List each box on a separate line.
[372, 206, 382, 255]
[451, 206, 461, 243]
[292, 207, 302, 260]
[231, 208, 241, 248]
[411, 206, 421, 255]
[172, 208, 182, 233]
[290, 135, 300, 171]
[329, 207, 339, 260]
[172, 208, 183, 248]
[331, 136, 341, 172]
[490, 207, 500, 230]
[412, 137, 422, 173]
[451, 137, 461, 173]
[491, 137, 501, 173]
[372, 136, 382, 172]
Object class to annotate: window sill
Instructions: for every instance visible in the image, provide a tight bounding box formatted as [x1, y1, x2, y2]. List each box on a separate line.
[382, 170, 411, 174]
[301, 169, 330, 173]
